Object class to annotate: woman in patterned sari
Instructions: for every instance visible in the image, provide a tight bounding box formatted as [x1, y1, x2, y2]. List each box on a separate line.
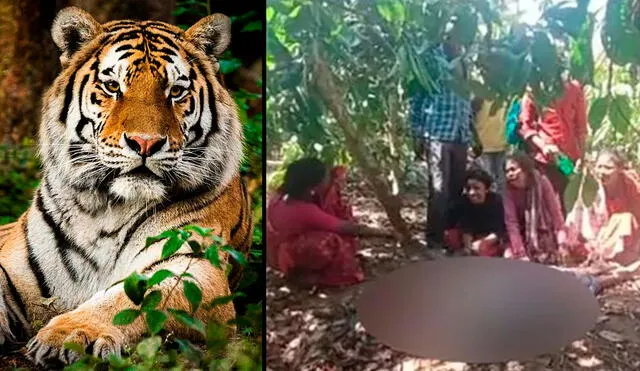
[502, 152, 567, 263]
[267, 158, 393, 287]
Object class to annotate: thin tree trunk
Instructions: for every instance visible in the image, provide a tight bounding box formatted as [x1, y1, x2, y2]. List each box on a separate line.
[311, 43, 412, 242]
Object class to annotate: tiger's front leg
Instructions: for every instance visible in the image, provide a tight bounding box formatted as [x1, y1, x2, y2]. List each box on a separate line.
[26, 257, 235, 366]
[0, 264, 32, 349]
[0, 286, 24, 347]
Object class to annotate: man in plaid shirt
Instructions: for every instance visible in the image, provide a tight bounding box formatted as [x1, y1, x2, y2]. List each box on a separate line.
[410, 42, 475, 247]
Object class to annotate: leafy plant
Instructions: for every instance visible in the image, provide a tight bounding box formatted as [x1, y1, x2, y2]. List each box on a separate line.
[63, 226, 262, 370]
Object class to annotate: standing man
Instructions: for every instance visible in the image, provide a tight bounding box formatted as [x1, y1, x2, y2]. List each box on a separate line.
[410, 42, 475, 248]
[472, 98, 507, 193]
[518, 80, 588, 214]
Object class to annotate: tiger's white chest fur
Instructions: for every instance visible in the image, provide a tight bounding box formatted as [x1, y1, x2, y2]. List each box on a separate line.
[26, 176, 182, 310]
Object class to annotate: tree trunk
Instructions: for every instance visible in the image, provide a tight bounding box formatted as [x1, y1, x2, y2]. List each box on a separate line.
[0, 0, 59, 145]
[311, 43, 412, 241]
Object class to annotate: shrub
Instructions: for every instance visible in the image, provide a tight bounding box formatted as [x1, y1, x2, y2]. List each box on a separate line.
[62, 226, 262, 370]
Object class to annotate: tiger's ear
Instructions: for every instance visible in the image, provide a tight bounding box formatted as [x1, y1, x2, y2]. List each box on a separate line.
[185, 14, 231, 58]
[52, 7, 103, 66]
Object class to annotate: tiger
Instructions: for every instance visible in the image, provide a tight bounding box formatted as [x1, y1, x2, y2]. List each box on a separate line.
[0, 6, 253, 367]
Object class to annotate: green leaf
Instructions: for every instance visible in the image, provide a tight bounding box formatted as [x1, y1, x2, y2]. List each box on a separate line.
[588, 96, 610, 131]
[187, 240, 202, 254]
[148, 269, 175, 287]
[205, 245, 221, 268]
[206, 293, 245, 309]
[145, 230, 177, 248]
[161, 236, 185, 259]
[136, 335, 162, 359]
[63, 360, 95, 371]
[113, 309, 141, 326]
[63, 342, 86, 355]
[206, 321, 227, 349]
[569, 14, 594, 84]
[181, 272, 196, 281]
[609, 94, 631, 134]
[242, 20, 262, 32]
[266, 7, 275, 23]
[219, 59, 243, 75]
[141, 290, 162, 311]
[376, 0, 405, 25]
[182, 225, 212, 237]
[237, 270, 258, 290]
[183, 280, 203, 313]
[107, 354, 130, 368]
[145, 310, 168, 335]
[288, 5, 302, 18]
[223, 247, 248, 266]
[123, 272, 148, 305]
[211, 234, 225, 245]
[168, 309, 205, 335]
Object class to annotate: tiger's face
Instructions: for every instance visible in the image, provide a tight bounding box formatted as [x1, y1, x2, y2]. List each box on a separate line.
[40, 8, 243, 204]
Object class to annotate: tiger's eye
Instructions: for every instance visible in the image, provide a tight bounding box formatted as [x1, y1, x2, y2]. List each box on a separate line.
[104, 81, 120, 93]
[169, 86, 186, 98]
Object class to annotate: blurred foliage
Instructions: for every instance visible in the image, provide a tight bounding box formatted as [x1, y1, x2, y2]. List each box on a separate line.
[0, 139, 40, 224]
[266, 0, 595, 190]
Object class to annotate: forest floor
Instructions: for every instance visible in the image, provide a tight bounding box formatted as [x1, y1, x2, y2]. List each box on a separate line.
[266, 179, 640, 371]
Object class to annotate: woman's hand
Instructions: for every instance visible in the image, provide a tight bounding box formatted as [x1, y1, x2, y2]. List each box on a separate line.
[542, 143, 560, 158]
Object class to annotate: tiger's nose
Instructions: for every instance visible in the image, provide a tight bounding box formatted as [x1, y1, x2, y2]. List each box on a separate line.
[124, 134, 167, 157]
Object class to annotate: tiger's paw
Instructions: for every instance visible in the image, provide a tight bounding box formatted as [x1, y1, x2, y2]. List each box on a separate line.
[26, 311, 127, 366]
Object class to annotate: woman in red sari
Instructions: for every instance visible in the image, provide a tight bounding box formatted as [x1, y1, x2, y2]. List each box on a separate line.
[267, 158, 393, 287]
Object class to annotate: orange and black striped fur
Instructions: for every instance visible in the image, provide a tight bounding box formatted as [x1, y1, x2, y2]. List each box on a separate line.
[0, 7, 252, 366]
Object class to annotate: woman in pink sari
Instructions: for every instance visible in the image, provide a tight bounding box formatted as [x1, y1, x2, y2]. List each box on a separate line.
[502, 153, 567, 264]
[267, 158, 393, 287]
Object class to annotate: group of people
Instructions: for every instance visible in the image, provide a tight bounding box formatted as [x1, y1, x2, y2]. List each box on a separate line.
[266, 41, 640, 294]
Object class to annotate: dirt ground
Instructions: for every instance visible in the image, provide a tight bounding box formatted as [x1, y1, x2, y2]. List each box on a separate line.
[266, 180, 640, 371]
[0, 350, 40, 370]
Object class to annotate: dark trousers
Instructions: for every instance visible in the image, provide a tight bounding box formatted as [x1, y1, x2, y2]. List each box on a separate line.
[423, 140, 467, 245]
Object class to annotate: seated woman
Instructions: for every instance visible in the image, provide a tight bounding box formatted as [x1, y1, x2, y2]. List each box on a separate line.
[502, 152, 567, 264]
[267, 158, 393, 287]
[444, 168, 507, 257]
[560, 149, 640, 294]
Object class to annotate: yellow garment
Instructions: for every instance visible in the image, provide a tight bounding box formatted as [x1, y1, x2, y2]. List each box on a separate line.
[475, 101, 507, 152]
